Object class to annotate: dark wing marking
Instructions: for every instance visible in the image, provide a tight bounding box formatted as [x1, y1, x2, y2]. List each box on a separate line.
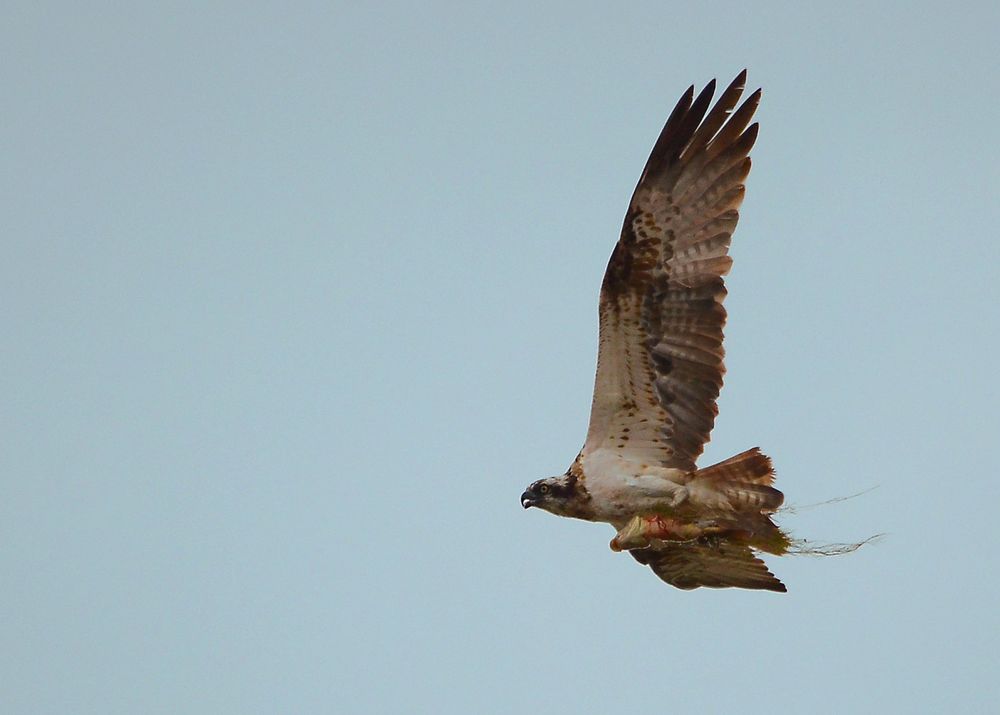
[630, 539, 786, 592]
[584, 72, 760, 471]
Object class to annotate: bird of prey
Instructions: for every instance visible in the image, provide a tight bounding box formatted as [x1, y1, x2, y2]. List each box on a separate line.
[522, 71, 791, 592]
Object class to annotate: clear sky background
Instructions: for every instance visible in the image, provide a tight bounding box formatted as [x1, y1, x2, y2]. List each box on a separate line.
[3, 2, 999, 713]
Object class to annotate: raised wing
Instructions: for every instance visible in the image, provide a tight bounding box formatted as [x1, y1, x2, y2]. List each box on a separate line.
[584, 72, 760, 472]
[630, 540, 786, 592]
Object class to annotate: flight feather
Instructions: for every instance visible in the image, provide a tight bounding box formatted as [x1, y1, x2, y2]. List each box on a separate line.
[583, 71, 760, 473]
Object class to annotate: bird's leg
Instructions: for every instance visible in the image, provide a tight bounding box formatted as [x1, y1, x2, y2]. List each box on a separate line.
[609, 515, 729, 552]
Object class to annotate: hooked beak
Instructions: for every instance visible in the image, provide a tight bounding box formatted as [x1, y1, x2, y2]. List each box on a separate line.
[521, 491, 536, 509]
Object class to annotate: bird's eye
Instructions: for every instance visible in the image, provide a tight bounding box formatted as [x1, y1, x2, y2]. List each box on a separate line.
[539, 484, 550, 494]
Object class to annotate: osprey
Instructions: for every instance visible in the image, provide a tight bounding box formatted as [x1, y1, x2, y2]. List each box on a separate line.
[522, 71, 790, 592]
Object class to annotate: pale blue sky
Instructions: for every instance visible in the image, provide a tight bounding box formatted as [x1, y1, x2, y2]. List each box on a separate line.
[3, 1, 999, 713]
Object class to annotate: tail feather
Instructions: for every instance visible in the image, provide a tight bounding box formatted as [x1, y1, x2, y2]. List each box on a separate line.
[696, 447, 775, 486]
[694, 447, 784, 512]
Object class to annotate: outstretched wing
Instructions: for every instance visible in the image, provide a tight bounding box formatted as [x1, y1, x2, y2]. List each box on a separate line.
[630, 540, 786, 592]
[584, 72, 760, 472]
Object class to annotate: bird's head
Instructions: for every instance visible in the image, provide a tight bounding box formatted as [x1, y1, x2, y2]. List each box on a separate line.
[521, 474, 580, 516]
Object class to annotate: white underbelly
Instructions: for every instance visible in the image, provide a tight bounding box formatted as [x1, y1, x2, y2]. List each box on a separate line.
[580, 448, 690, 523]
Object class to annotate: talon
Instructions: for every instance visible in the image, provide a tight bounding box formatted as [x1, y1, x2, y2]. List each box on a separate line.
[668, 487, 689, 507]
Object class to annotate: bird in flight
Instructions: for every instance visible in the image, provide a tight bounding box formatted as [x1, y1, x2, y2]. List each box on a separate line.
[522, 71, 792, 592]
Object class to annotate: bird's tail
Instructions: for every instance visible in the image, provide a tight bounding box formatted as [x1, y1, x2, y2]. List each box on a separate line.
[693, 447, 784, 513]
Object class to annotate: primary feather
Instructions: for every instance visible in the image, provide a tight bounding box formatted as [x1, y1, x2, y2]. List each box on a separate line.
[584, 70, 759, 472]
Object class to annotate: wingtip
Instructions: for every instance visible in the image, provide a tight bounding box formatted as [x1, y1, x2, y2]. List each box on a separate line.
[738, 88, 763, 115]
[726, 69, 748, 94]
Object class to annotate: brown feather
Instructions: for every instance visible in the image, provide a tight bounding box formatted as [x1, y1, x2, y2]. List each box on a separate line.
[630, 540, 786, 592]
[695, 447, 776, 487]
[584, 73, 760, 471]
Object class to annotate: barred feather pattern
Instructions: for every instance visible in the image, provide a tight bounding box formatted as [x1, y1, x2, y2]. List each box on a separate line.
[692, 447, 784, 512]
[583, 71, 760, 473]
[630, 539, 786, 592]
